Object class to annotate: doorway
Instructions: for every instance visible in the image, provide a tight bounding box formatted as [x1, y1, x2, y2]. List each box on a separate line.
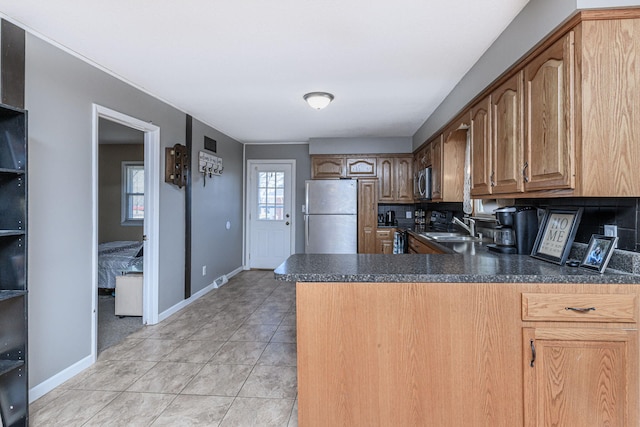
[246, 160, 296, 269]
[91, 105, 160, 360]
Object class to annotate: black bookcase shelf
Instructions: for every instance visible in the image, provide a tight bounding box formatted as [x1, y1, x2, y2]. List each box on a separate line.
[0, 102, 27, 426]
[0, 291, 25, 302]
[0, 360, 23, 377]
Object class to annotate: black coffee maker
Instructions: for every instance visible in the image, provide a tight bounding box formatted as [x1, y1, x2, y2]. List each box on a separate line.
[488, 206, 539, 254]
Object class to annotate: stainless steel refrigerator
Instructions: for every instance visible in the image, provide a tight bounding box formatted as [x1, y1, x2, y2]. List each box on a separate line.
[305, 179, 358, 253]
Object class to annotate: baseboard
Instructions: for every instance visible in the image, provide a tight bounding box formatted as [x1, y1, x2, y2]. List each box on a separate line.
[29, 354, 94, 403]
[158, 265, 245, 322]
[31, 266, 247, 401]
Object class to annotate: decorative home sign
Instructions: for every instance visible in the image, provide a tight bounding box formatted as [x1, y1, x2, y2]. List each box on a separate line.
[531, 207, 583, 265]
[580, 234, 618, 273]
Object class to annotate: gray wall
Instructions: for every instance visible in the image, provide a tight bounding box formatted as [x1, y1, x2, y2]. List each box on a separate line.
[413, 0, 577, 147]
[25, 33, 243, 389]
[190, 120, 244, 294]
[244, 144, 311, 253]
[413, 0, 640, 148]
[310, 137, 412, 155]
[98, 144, 144, 242]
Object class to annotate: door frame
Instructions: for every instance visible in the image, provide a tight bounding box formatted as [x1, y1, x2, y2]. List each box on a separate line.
[91, 104, 161, 361]
[245, 159, 296, 269]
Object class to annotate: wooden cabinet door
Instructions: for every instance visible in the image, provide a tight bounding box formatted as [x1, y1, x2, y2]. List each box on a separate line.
[311, 156, 345, 179]
[375, 229, 394, 254]
[470, 96, 492, 196]
[358, 179, 378, 254]
[395, 157, 413, 202]
[347, 157, 377, 177]
[523, 327, 638, 427]
[492, 72, 524, 194]
[431, 137, 443, 201]
[524, 32, 575, 192]
[377, 157, 394, 202]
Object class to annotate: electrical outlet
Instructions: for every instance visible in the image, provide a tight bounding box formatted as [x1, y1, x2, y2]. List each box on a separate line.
[604, 224, 618, 237]
[202, 265, 207, 276]
[604, 225, 618, 248]
[406, 211, 412, 219]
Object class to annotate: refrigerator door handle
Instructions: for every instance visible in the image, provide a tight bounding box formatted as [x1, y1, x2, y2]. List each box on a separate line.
[304, 214, 309, 250]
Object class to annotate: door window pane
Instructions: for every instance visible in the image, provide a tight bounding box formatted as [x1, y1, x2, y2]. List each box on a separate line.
[257, 171, 284, 220]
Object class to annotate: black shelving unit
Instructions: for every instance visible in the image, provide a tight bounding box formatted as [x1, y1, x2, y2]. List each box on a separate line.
[0, 103, 27, 426]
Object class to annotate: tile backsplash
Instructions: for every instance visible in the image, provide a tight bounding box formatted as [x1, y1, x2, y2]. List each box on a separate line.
[515, 198, 639, 253]
[412, 198, 640, 253]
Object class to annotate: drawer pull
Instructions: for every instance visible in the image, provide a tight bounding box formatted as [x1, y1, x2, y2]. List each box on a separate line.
[565, 306, 596, 313]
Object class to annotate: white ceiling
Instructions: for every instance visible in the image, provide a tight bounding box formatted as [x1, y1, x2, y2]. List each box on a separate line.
[0, 0, 529, 144]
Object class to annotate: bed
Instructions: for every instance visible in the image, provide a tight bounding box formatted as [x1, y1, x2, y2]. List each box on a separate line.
[98, 241, 144, 289]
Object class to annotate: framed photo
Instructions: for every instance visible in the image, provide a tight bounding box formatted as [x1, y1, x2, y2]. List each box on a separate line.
[580, 235, 618, 273]
[531, 207, 583, 265]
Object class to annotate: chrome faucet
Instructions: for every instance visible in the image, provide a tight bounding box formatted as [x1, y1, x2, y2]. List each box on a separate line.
[452, 216, 476, 237]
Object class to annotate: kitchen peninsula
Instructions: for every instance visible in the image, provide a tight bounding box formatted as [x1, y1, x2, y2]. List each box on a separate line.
[275, 249, 640, 426]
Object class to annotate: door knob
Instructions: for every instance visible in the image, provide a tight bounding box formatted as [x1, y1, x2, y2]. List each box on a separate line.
[286, 213, 290, 218]
[286, 222, 290, 226]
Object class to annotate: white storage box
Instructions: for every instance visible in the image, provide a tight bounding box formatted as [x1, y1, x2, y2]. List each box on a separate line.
[115, 273, 143, 316]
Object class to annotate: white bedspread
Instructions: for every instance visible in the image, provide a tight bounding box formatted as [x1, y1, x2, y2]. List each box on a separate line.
[98, 241, 143, 289]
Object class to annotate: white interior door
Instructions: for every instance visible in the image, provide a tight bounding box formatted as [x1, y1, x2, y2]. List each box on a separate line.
[247, 161, 294, 269]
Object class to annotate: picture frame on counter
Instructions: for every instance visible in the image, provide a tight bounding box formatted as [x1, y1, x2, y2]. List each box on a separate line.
[580, 234, 618, 273]
[530, 207, 583, 265]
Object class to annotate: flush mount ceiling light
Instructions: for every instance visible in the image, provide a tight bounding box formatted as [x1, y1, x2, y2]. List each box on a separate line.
[303, 92, 334, 110]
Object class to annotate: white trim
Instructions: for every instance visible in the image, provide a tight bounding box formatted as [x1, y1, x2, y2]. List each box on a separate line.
[92, 105, 161, 367]
[245, 159, 296, 268]
[29, 354, 94, 403]
[121, 161, 144, 225]
[157, 266, 245, 322]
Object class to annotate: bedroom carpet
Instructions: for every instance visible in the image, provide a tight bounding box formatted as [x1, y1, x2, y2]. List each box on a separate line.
[98, 294, 143, 353]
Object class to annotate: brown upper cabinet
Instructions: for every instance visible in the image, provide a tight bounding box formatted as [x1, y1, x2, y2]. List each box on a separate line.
[311, 155, 377, 179]
[430, 117, 467, 202]
[442, 10, 640, 198]
[470, 72, 525, 197]
[311, 155, 345, 179]
[377, 156, 413, 203]
[524, 32, 575, 192]
[470, 96, 492, 196]
[493, 72, 525, 194]
[346, 157, 377, 177]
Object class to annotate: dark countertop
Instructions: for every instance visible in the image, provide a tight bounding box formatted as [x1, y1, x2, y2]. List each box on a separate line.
[274, 232, 640, 284]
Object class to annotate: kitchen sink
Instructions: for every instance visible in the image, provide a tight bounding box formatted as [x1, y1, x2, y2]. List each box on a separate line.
[419, 232, 464, 238]
[419, 231, 481, 242]
[430, 235, 481, 242]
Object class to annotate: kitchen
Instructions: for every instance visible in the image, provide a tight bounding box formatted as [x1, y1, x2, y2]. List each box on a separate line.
[277, 8, 640, 427]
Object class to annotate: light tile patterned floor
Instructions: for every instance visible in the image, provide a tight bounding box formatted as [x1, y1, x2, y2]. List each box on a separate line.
[30, 270, 298, 426]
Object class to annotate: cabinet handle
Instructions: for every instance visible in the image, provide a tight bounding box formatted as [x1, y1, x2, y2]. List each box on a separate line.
[530, 340, 536, 367]
[565, 306, 596, 313]
[490, 171, 495, 187]
[522, 162, 529, 183]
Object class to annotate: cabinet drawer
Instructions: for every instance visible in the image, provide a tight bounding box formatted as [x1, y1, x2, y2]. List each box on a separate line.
[376, 230, 393, 239]
[522, 293, 637, 323]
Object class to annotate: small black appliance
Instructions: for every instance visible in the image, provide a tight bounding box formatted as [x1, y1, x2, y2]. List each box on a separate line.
[488, 206, 538, 254]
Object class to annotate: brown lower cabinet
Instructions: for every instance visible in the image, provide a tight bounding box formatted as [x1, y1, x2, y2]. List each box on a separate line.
[375, 229, 394, 254]
[296, 281, 639, 426]
[407, 233, 444, 254]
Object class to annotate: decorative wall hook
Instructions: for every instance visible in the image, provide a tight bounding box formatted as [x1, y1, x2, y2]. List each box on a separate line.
[199, 151, 223, 186]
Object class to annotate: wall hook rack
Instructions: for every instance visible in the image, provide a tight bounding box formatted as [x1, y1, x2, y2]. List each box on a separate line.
[199, 151, 223, 187]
